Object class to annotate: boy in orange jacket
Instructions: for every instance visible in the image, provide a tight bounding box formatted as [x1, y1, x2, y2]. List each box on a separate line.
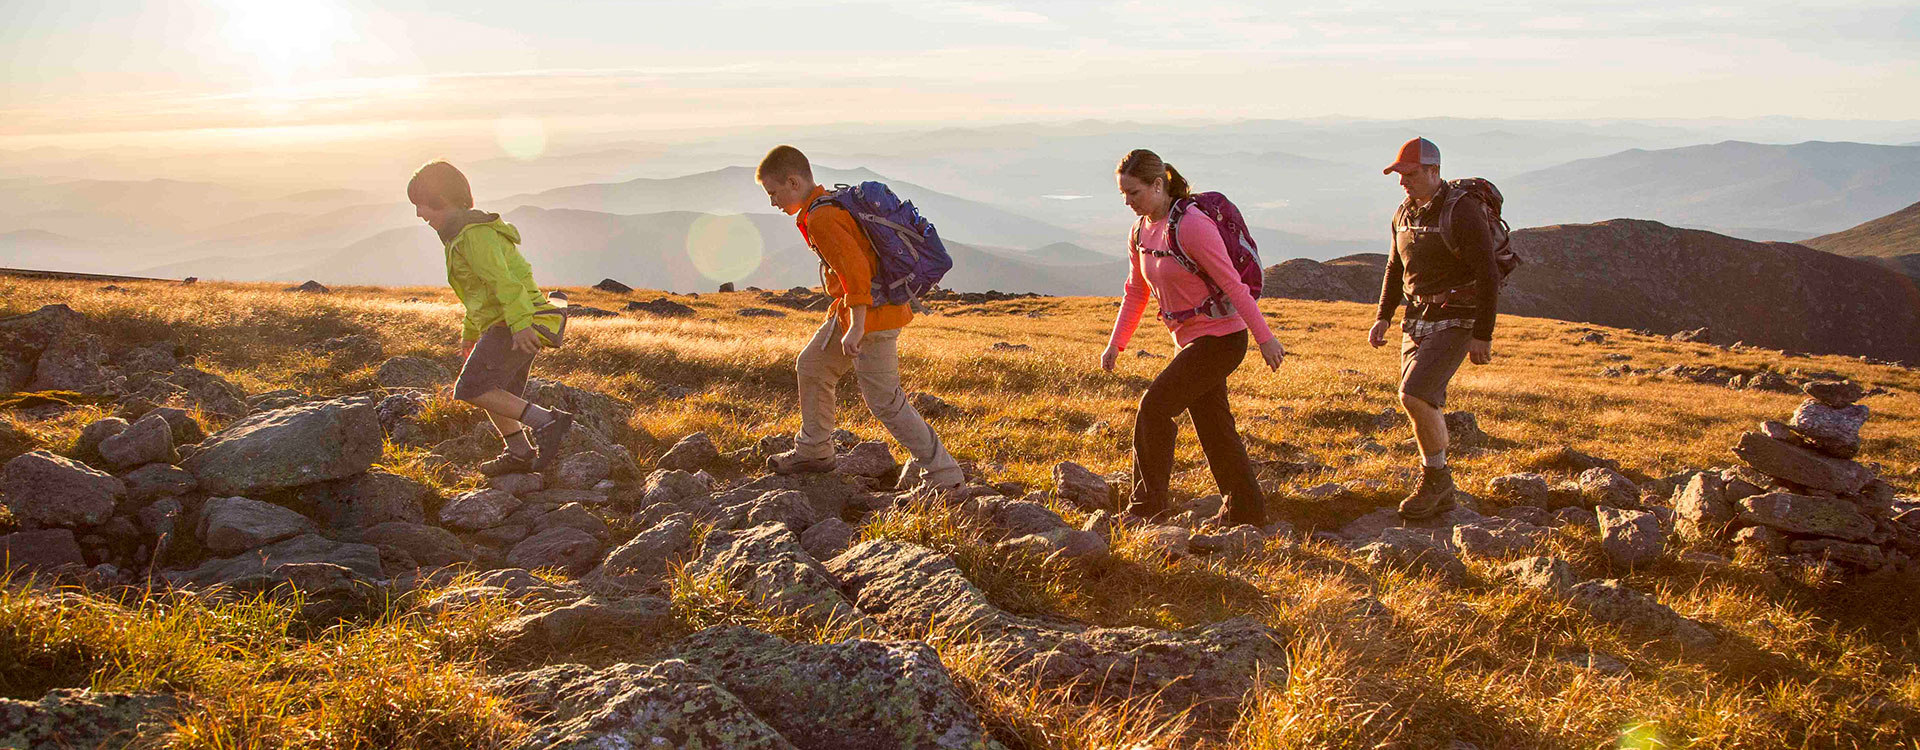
[752, 145, 962, 490]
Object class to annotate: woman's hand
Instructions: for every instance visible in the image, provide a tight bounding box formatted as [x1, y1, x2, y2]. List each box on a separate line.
[1259, 338, 1286, 371]
[1100, 344, 1120, 372]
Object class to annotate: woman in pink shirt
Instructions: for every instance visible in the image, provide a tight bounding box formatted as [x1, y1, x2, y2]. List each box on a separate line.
[1101, 149, 1286, 526]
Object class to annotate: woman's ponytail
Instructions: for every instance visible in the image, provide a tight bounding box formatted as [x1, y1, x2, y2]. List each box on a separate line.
[1163, 163, 1191, 200]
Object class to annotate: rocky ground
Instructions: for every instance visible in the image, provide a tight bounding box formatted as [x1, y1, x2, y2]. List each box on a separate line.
[2, 281, 1918, 749]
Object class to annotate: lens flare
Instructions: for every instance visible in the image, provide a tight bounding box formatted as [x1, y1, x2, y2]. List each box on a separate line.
[686, 214, 764, 283]
[1616, 721, 1667, 749]
[494, 116, 547, 161]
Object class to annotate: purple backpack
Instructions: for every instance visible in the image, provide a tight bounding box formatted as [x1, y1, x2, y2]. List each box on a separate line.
[1136, 191, 1264, 322]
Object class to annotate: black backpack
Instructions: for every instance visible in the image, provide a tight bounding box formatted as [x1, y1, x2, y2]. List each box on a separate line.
[1438, 178, 1522, 284]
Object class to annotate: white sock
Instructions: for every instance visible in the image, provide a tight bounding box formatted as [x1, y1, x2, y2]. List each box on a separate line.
[1423, 450, 1447, 468]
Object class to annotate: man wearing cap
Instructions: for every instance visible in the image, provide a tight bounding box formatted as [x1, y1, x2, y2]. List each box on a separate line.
[1368, 137, 1501, 520]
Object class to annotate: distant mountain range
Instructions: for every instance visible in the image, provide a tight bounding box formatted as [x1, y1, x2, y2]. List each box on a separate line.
[1263, 220, 1920, 362]
[1501, 141, 1920, 236]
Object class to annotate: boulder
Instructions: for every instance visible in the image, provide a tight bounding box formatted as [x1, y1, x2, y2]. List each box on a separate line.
[487, 472, 544, 496]
[0, 689, 178, 749]
[1596, 507, 1666, 567]
[1451, 518, 1549, 557]
[373, 356, 452, 389]
[835, 441, 897, 479]
[29, 329, 110, 391]
[183, 395, 383, 495]
[1673, 472, 1736, 541]
[626, 297, 695, 317]
[1787, 538, 1887, 570]
[145, 407, 206, 446]
[686, 523, 864, 627]
[1566, 579, 1715, 648]
[122, 463, 197, 502]
[1357, 528, 1467, 584]
[798, 517, 856, 561]
[74, 417, 128, 463]
[1051, 461, 1115, 511]
[975, 496, 1072, 538]
[1737, 491, 1875, 541]
[1498, 555, 1578, 594]
[199, 496, 316, 554]
[589, 514, 693, 585]
[0, 304, 88, 393]
[492, 594, 672, 654]
[658, 432, 720, 471]
[299, 469, 433, 529]
[507, 527, 604, 575]
[290, 280, 329, 293]
[160, 367, 250, 418]
[1732, 432, 1872, 496]
[1186, 525, 1261, 557]
[640, 468, 712, 509]
[1787, 399, 1868, 459]
[439, 488, 523, 531]
[491, 659, 799, 750]
[552, 450, 613, 490]
[0, 529, 87, 574]
[908, 392, 957, 420]
[165, 533, 382, 587]
[593, 278, 634, 293]
[669, 626, 1005, 750]
[522, 379, 643, 445]
[1487, 473, 1552, 505]
[533, 503, 608, 538]
[1578, 467, 1639, 507]
[97, 412, 177, 470]
[1000, 527, 1111, 560]
[360, 521, 471, 568]
[2, 450, 125, 528]
[316, 334, 383, 363]
[737, 489, 826, 533]
[1134, 524, 1193, 560]
[1802, 380, 1865, 409]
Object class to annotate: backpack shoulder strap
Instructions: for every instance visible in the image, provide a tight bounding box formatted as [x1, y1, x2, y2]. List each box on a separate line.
[1162, 198, 1204, 276]
[1436, 184, 1477, 256]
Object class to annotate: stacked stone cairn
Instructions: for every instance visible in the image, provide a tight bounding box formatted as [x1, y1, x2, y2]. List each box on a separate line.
[1678, 379, 1918, 575]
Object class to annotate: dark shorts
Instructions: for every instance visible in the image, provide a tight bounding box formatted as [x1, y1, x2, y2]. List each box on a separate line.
[1399, 326, 1472, 408]
[453, 324, 535, 401]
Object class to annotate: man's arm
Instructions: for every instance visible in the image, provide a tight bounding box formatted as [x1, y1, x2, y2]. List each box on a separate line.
[805, 208, 875, 308]
[1449, 198, 1501, 341]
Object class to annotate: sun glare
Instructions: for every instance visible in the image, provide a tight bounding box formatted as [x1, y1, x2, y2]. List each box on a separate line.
[221, 0, 352, 79]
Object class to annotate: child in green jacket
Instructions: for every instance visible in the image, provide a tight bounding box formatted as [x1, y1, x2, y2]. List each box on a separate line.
[409, 160, 572, 475]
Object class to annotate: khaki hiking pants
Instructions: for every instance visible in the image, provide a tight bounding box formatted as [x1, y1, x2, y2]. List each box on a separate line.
[795, 317, 962, 484]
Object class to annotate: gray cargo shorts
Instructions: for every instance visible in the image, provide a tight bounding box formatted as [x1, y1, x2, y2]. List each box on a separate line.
[1399, 326, 1473, 408]
[453, 324, 535, 401]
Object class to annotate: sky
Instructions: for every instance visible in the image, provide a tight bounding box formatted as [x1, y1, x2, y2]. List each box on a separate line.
[2, 0, 1918, 149]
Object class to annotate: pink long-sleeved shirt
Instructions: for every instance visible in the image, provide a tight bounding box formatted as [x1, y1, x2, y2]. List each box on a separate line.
[1107, 209, 1276, 351]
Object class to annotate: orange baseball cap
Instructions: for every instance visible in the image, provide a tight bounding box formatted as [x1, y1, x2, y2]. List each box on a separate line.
[1383, 137, 1441, 175]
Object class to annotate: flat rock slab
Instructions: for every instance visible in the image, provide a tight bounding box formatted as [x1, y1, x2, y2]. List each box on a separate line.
[1737, 491, 1875, 542]
[0, 689, 178, 750]
[493, 659, 799, 750]
[183, 395, 383, 496]
[686, 523, 865, 628]
[165, 533, 382, 588]
[826, 539, 1285, 730]
[1732, 432, 1872, 496]
[199, 496, 316, 554]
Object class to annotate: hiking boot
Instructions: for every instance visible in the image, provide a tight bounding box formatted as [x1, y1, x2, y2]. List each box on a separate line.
[1398, 465, 1457, 520]
[767, 449, 836, 475]
[479, 447, 536, 476]
[529, 409, 574, 472]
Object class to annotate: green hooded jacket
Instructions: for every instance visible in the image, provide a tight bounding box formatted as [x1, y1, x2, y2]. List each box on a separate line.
[438, 210, 559, 343]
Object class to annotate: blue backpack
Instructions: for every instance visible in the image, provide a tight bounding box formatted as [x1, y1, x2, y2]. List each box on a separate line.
[806, 182, 953, 305]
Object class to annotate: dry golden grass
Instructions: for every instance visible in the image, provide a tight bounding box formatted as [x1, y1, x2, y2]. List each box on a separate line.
[3, 274, 1919, 748]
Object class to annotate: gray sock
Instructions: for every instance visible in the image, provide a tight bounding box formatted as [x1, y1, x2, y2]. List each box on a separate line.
[1423, 450, 1447, 468]
[518, 403, 553, 429]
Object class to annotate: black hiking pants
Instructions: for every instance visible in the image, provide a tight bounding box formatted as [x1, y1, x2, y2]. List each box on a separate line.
[1129, 329, 1266, 525]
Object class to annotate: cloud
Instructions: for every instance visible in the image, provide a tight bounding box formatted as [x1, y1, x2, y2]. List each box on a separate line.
[932, 2, 1048, 24]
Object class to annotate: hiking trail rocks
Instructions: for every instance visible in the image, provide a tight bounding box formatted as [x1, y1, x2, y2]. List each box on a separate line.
[1051, 461, 1115, 511]
[826, 539, 1285, 729]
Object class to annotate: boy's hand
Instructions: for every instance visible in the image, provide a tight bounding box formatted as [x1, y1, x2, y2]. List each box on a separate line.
[840, 323, 865, 357]
[1100, 345, 1120, 372]
[460, 339, 477, 359]
[510, 327, 540, 354]
[1368, 320, 1390, 348]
